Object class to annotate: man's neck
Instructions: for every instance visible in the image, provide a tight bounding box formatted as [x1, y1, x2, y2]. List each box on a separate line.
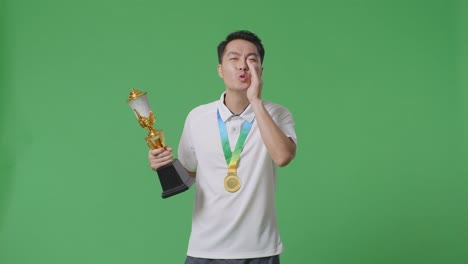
[224, 90, 250, 115]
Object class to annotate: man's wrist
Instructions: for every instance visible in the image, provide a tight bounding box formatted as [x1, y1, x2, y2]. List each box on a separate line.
[250, 98, 264, 112]
[250, 97, 263, 106]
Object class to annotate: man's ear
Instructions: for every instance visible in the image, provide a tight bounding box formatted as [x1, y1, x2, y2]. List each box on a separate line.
[260, 66, 264, 76]
[217, 64, 223, 78]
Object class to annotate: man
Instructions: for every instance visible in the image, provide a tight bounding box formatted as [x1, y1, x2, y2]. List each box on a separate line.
[149, 30, 297, 264]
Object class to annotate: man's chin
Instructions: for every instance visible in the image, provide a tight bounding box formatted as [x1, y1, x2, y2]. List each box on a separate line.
[227, 85, 250, 92]
[238, 82, 251, 90]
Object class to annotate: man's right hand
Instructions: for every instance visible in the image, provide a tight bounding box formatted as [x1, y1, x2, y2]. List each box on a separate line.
[148, 147, 174, 171]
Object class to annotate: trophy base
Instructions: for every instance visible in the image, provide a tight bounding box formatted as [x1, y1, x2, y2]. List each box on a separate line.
[156, 159, 194, 199]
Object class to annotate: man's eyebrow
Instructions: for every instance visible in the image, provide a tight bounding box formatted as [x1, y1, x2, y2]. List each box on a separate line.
[226, 51, 241, 56]
[226, 52, 259, 57]
[246, 53, 259, 58]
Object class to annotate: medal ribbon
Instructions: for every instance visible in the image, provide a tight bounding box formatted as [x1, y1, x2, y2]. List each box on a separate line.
[217, 109, 254, 174]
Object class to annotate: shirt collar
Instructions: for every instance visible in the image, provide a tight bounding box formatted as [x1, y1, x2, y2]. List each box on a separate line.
[217, 92, 255, 123]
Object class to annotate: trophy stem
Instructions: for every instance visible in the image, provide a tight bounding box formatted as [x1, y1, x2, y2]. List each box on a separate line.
[146, 128, 164, 149]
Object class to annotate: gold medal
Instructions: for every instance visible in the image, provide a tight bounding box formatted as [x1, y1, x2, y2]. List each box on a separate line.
[224, 173, 241, 193]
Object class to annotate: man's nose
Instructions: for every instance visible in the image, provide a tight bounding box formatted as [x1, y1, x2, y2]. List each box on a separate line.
[238, 59, 249, 71]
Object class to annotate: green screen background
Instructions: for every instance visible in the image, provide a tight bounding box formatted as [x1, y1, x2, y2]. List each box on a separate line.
[1, 0, 466, 263]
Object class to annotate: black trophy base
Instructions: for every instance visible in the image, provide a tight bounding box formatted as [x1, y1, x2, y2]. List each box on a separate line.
[156, 159, 192, 199]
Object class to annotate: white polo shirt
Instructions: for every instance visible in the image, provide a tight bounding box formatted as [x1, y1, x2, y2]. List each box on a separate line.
[178, 92, 297, 259]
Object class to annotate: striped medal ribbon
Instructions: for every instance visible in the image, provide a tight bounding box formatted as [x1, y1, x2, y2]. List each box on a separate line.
[217, 109, 254, 192]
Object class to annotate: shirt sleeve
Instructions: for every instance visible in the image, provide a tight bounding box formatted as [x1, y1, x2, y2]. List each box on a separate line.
[178, 111, 198, 172]
[272, 104, 298, 145]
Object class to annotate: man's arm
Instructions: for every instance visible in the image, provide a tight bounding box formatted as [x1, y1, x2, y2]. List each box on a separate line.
[187, 170, 196, 178]
[246, 60, 296, 167]
[251, 102, 296, 167]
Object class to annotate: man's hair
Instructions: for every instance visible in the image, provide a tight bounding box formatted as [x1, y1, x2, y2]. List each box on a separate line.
[217, 30, 265, 64]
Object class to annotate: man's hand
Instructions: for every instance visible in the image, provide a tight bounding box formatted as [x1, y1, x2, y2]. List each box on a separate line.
[148, 147, 174, 171]
[246, 60, 263, 104]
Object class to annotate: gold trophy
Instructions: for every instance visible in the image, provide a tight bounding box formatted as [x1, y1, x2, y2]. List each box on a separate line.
[127, 88, 194, 199]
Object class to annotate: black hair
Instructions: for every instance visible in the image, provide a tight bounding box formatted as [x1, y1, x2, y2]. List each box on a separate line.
[217, 30, 265, 64]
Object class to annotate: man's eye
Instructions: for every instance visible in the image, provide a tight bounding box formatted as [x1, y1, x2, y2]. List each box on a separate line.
[229, 58, 238, 61]
[249, 58, 257, 62]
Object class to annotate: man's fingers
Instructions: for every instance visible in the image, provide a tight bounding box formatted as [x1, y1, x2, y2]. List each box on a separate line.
[151, 154, 173, 166]
[160, 157, 173, 165]
[150, 146, 173, 157]
[150, 148, 164, 156]
[151, 158, 173, 171]
[149, 152, 174, 171]
[159, 153, 174, 162]
[247, 60, 258, 80]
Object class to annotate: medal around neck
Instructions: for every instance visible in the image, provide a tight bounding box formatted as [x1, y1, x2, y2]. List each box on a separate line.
[224, 173, 241, 193]
[217, 110, 254, 193]
[127, 88, 194, 199]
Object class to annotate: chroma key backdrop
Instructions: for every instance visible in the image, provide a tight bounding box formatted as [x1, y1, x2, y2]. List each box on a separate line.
[1, 0, 467, 263]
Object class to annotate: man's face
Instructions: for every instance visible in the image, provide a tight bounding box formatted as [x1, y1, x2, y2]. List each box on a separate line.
[217, 39, 262, 92]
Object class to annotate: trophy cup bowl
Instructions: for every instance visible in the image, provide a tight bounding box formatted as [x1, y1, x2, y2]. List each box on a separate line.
[127, 88, 194, 199]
